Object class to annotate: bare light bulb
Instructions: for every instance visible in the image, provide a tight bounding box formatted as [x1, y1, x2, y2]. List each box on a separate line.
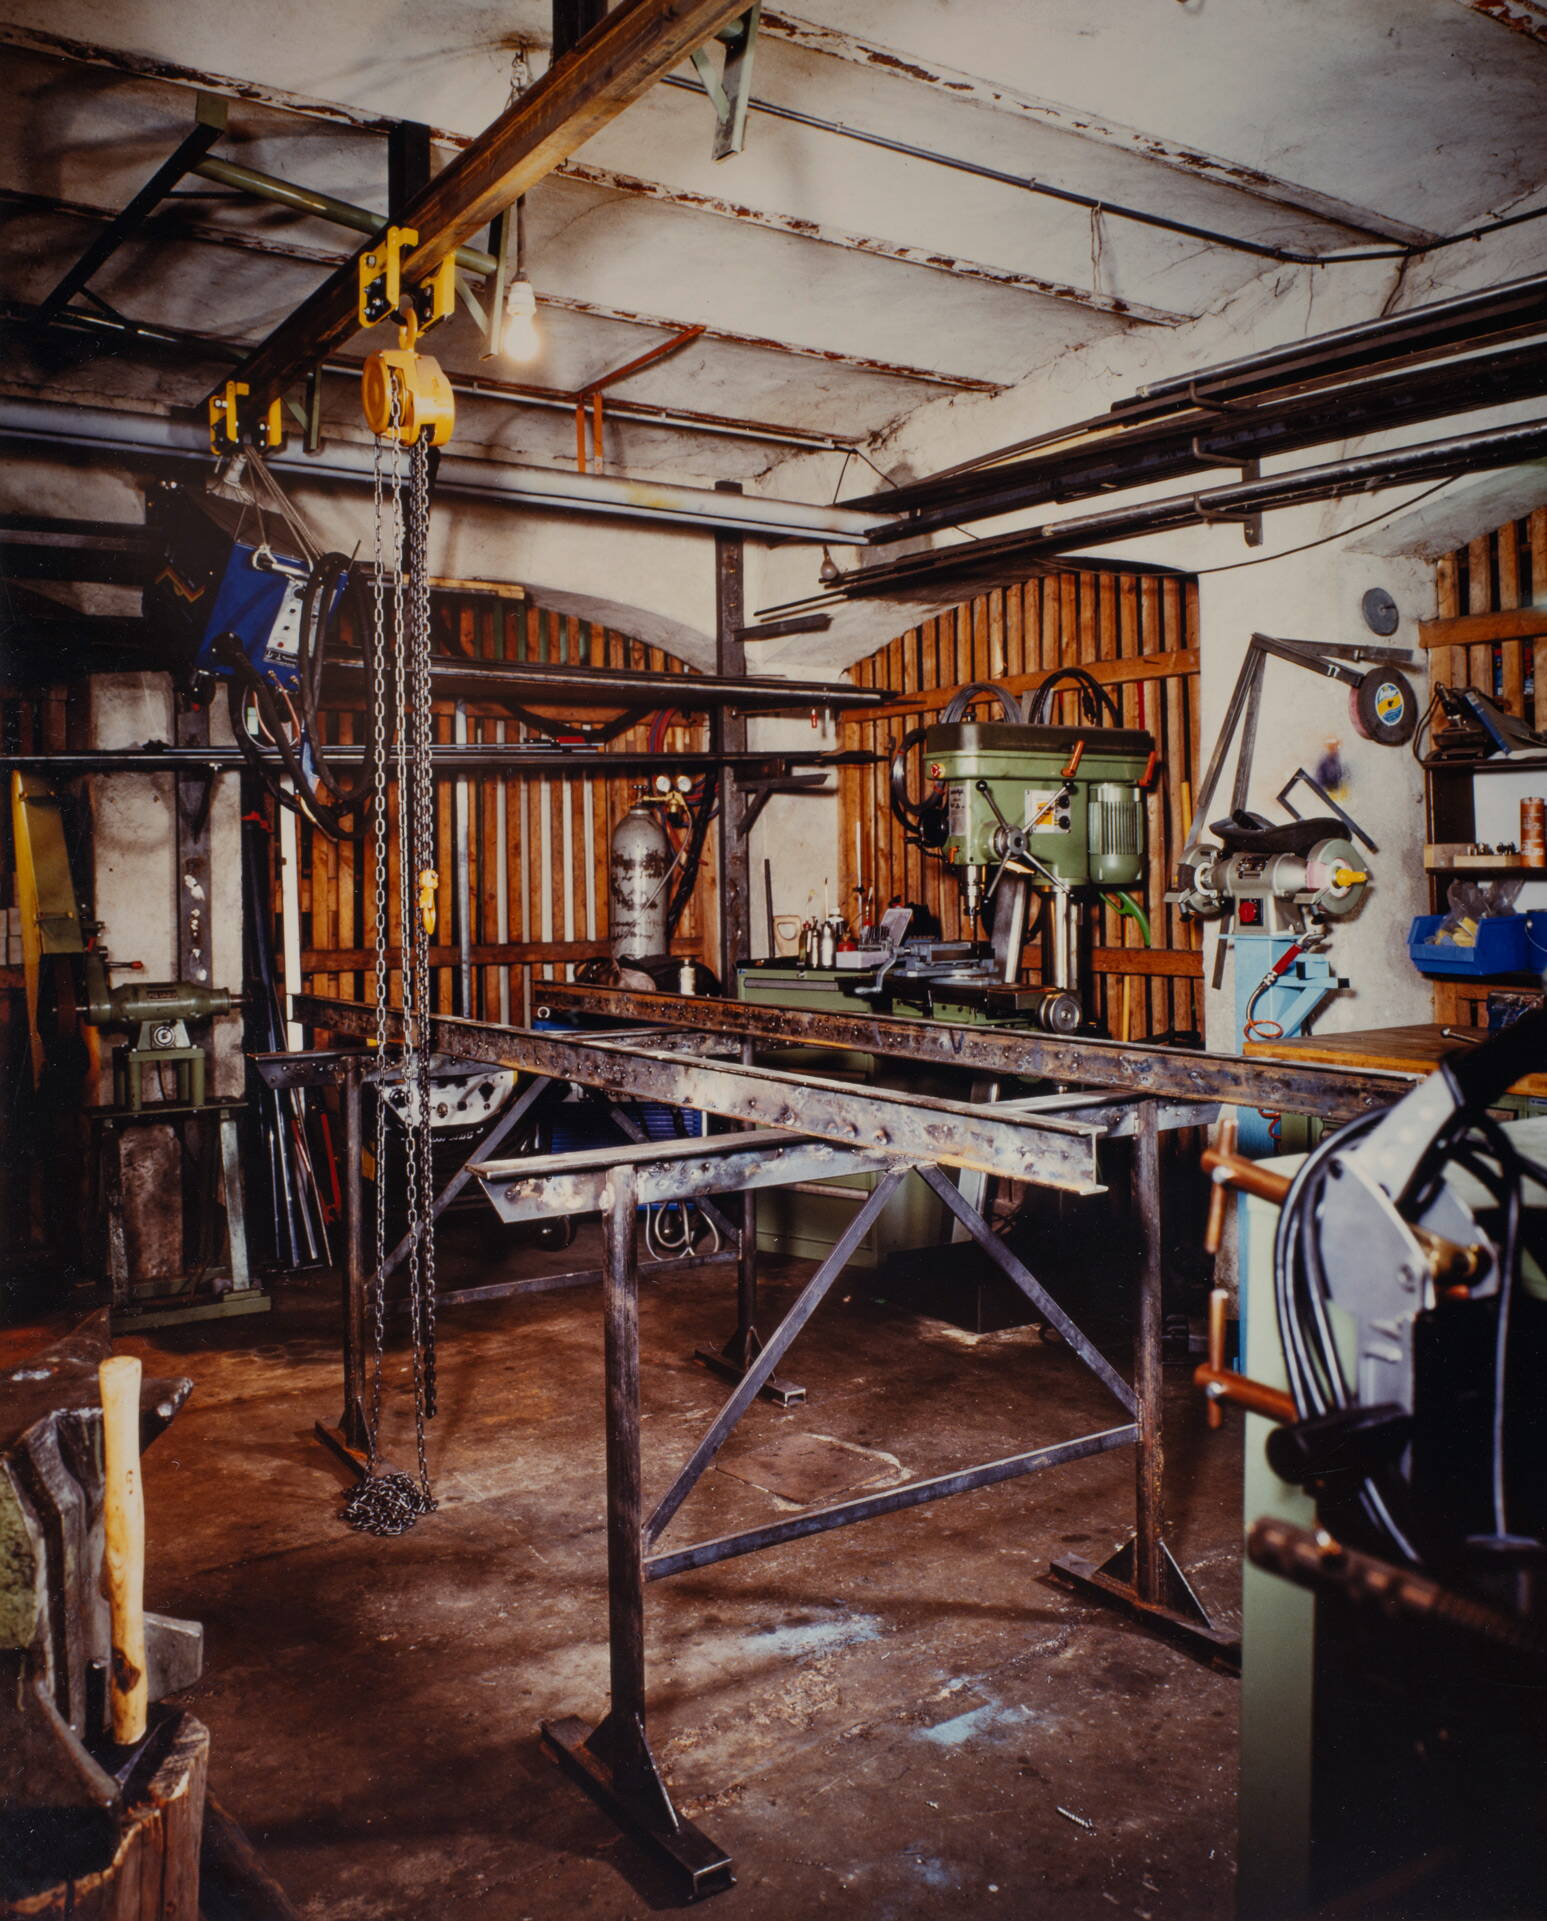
[500, 274, 542, 363]
[818, 546, 839, 584]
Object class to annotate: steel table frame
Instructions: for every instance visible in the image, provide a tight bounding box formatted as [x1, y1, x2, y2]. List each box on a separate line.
[523, 1095, 1227, 1898]
[283, 989, 1406, 1898]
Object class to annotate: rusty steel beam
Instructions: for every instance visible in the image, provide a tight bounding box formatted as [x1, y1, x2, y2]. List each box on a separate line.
[214, 0, 757, 411]
[1, 26, 1005, 396]
[292, 996, 1109, 1190]
[531, 980, 1419, 1123]
[1448, 0, 1547, 42]
[3, 281, 855, 452]
[557, 159, 1190, 325]
[757, 10, 1438, 248]
[530, 289, 1004, 392]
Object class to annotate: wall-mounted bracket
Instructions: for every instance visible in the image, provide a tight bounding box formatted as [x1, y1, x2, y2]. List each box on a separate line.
[690, 4, 760, 159]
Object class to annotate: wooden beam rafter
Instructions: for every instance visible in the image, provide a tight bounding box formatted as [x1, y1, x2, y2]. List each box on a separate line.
[1418, 604, 1547, 648]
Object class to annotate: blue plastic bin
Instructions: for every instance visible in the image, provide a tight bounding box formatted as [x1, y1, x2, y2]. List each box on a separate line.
[1408, 910, 1547, 978]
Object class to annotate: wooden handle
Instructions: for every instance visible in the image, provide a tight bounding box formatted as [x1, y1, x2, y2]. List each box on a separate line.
[100, 1354, 148, 1747]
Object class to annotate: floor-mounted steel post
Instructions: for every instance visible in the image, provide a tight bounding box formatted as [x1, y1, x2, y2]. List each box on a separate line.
[542, 1165, 735, 1898]
[340, 1062, 368, 1450]
[1133, 1095, 1166, 1604]
[695, 1037, 804, 1404]
[315, 1058, 371, 1471]
[1049, 1099, 1241, 1669]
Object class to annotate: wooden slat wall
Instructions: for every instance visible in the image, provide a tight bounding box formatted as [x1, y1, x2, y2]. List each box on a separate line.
[1426, 508, 1545, 728]
[1426, 508, 1544, 1029]
[838, 572, 1203, 1042]
[290, 594, 717, 1022]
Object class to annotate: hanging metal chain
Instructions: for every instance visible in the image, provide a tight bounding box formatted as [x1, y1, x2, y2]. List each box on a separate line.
[343, 373, 438, 1538]
[405, 432, 439, 1460]
[364, 417, 396, 1474]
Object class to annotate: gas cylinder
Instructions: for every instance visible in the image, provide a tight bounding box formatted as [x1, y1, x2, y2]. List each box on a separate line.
[609, 800, 672, 960]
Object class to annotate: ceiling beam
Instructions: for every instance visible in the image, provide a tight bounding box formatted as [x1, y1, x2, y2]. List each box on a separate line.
[559, 159, 1191, 325]
[758, 9, 1439, 248]
[1447, 0, 1547, 41]
[2, 186, 1001, 396]
[216, 0, 756, 411]
[532, 290, 1004, 392]
[0, 24, 1006, 395]
[0, 293, 858, 452]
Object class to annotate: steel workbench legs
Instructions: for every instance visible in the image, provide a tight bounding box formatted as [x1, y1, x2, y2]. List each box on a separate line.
[541, 1166, 735, 1899]
[1049, 1099, 1241, 1669]
[693, 1040, 804, 1407]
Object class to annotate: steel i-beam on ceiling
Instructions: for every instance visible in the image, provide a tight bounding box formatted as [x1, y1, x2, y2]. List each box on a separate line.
[213, 0, 764, 417]
[0, 26, 1005, 396]
[556, 159, 1192, 326]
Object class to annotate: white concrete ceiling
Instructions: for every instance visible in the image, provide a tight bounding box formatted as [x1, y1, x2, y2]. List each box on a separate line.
[0, 0, 1543, 491]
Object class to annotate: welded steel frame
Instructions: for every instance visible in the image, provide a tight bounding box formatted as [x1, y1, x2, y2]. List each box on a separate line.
[524, 1090, 1232, 1898]
[254, 1046, 785, 1463]
[526, 979, 1418, 1123]
[292, 998, 1110, 1189]
[284, 993, 1281, 1888]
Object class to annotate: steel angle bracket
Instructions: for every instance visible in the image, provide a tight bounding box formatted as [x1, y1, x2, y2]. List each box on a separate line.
[540, 1715, 734, 1900]
[690, 4, 760, 159]
[1051, 1539, 1241, 1672]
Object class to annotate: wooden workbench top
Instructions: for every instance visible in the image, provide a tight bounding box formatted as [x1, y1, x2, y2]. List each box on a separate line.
[1244, 1023, 1547, 1099]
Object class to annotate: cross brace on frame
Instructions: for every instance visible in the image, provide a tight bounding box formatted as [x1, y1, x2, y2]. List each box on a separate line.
[527, 1095, 1235, 1899]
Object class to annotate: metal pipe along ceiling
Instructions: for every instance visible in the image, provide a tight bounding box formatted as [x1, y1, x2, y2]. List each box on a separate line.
[0, 397, 882, 543]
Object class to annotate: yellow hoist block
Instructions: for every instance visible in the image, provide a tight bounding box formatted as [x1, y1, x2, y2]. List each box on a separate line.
[208, 381, 286, 454]
[417, 867, 440, 937]
[360, 285, 456, 447]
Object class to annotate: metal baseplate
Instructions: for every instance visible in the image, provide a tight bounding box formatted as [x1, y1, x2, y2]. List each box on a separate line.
[540, 1714, 734, 1901]
[693, 1332, 805, 1407]
[1051, 1536, 1241, 1672]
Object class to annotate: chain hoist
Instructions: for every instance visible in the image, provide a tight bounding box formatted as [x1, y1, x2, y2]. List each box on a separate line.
[341, 240, 456, 1536]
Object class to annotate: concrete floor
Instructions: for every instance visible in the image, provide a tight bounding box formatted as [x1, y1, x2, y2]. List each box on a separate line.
[119, 1216, 1244, 1920]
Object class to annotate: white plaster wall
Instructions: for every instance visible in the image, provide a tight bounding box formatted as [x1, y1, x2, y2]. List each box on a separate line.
[745, 710, 841, 957]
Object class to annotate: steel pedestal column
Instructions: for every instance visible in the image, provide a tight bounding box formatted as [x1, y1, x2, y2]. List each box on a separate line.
[694, 1041, 804, 1406]
[541, 1166, 734, 1900]
[315, 1058, 372, 1474]
[1051, 1099, 1241, 1669]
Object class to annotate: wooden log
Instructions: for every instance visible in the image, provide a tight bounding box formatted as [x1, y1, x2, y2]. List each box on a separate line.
[199, 1792, 302, 1921]
[98, 1357, 146, 1749]
[1, 1712, 211, 1921]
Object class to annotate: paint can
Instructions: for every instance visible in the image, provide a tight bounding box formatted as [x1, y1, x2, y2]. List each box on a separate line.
[1522, 797, 1546, 869]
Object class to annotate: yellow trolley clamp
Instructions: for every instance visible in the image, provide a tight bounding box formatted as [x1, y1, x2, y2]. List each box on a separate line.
[359, 227, 456, 447]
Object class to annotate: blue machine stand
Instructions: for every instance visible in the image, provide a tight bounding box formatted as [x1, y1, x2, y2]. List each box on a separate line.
[1232, 932, 1346, 1156]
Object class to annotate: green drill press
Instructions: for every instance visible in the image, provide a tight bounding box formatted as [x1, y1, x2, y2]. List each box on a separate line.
[886, 677, 1156, 1031]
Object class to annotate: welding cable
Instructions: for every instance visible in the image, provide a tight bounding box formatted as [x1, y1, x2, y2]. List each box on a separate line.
[218, 635, 363, 841]
[295, 553, 378, 812]
[1273, 1108, 1422, 1563]
[1445, 1118, 1530, 1545]
[1026, 667, 1122, 728]
[665, 770, 719, 939]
